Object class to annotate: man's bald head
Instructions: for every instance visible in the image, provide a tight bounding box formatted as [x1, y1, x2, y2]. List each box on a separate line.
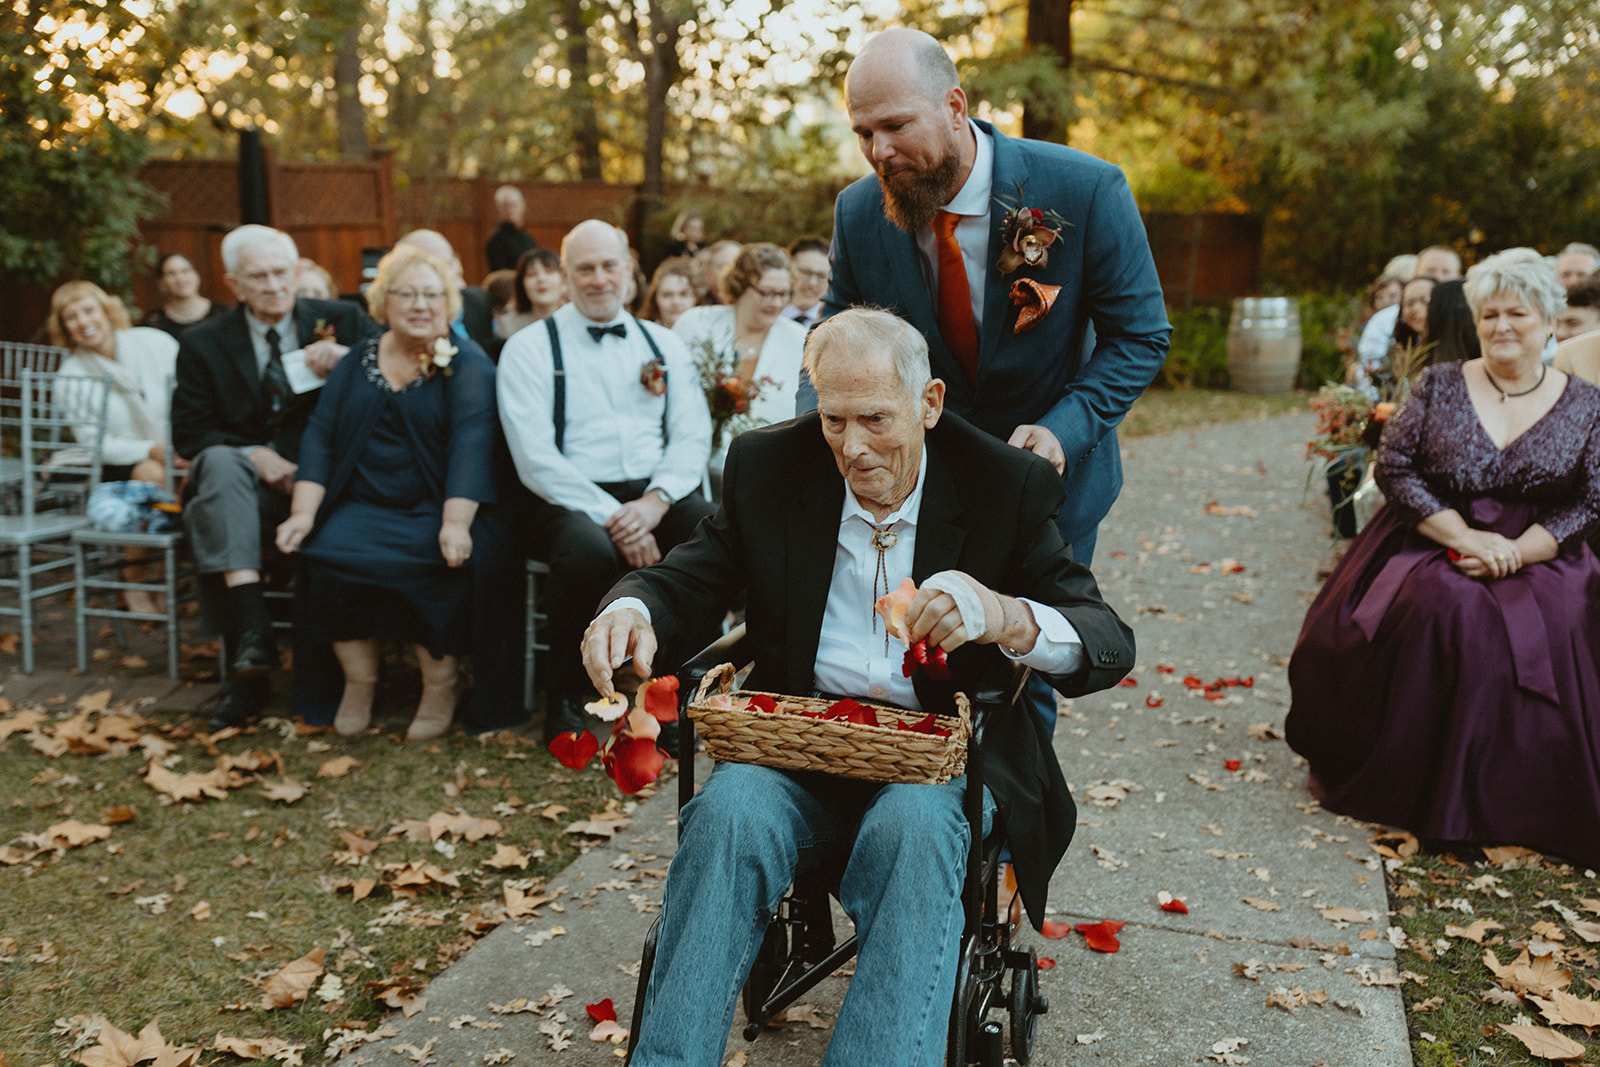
[846, 27, 960, 110]
[397, 229, 464, 287]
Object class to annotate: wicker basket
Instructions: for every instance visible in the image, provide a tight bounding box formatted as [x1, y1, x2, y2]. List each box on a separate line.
[687, 663, 971, 784]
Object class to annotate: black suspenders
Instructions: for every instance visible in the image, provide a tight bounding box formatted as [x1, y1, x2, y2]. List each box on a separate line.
[544, 316, 669, 454]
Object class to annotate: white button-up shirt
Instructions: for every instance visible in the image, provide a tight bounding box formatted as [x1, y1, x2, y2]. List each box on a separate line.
[498, 302, 713, 525]
[914, 120, 994, 336]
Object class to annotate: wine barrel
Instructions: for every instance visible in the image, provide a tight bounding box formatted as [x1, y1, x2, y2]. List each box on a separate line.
[1227, 297, 1302, 394]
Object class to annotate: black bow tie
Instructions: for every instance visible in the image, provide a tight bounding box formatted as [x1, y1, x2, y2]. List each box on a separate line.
[588, 323, 627, 342]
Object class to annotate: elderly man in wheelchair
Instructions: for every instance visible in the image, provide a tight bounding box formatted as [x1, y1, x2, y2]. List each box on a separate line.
[582, 309, 1135, 1066]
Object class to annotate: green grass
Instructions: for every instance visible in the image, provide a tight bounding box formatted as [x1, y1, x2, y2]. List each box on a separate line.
[0, 694, 636, 1063]
[1386, 842, 1600, 1065]
[1120, 386, 1308, 439]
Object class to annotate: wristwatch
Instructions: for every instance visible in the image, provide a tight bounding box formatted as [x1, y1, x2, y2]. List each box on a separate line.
[649, 487, 673, 507]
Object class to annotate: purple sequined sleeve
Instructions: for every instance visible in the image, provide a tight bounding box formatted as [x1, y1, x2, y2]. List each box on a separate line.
[1373, 365, 1448, 526]
[1535, 414, 1600, 547]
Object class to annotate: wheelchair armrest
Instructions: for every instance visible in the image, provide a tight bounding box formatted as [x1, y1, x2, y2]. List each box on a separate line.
[966, 660, 1031, 745]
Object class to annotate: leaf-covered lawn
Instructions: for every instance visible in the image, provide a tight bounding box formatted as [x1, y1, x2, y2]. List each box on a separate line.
[1385, 835, 1600, 1065]
[0, 690, 643, 1065]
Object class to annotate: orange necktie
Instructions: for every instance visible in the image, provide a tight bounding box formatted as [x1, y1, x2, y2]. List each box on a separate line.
[934, 210, 979, 382]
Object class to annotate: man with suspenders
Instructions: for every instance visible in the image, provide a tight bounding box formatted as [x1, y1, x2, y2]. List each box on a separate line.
[498, 220, 715, 742]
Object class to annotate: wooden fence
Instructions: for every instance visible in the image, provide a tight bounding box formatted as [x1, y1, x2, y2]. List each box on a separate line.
[0, 155, 1263, 341]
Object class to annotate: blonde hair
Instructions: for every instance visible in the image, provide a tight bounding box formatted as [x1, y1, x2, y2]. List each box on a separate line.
[48, 280, 131, 349]
[366, 247, 464, 325]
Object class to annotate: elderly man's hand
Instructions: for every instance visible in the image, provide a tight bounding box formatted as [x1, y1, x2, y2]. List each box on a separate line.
[583, 608, 657, 695]
[907, 570, 1042, 656]
[303, 339, 349, 379]
[248, 446, 298, 495]
[1006, 424, 1065, 475]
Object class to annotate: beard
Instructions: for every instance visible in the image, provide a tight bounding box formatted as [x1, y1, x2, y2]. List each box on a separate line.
[877, 145, 962, 234]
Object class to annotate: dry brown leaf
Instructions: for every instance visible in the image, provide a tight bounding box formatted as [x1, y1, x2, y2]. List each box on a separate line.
[0, 707, 48, 740]
[1484, 947, 1572, 999]
[427, 811, 502, 842]
[776, 1004, 831, 1030]
[483, 844, 530, 870]
[1244, 722, 1282, 741]
[102, 806, 138, 825]
[539, 804, 568, 821]
[1532, 989, 1600, 1028]
[338, 832, 380, 857]
[1501, 1023, 1586, 1061]
[1444, 919, 1505, 944]
[74, 1019, 198, 1067]
[144, 760, 231, 803]
[1316, 906, 1373, 925]
[259, 948, 325, 1009]
[189, 901, 212, 921]
[1240, 897, 1280, 912]
[1571, 920, 1600, 944]
[212, 1036, 298, 1060]
[564, 818, 627, 838]
[1368, 830, 1419, 860]
[316, 756, 361, 779]
[76, 689, 114, 712]
[258, 779, 309, 805]
[352, 878, 377, 901]
[26, 820, 111, 851]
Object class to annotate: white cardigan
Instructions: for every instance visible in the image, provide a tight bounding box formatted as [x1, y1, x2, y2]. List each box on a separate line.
[59, 327, 179, 467]
[671, 305, 807, 432]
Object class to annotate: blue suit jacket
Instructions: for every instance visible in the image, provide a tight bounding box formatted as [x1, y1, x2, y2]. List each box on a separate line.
[800, 121, 1172, 556]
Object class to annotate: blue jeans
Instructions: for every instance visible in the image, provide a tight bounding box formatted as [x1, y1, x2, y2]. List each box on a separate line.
[631, 762, 995, 1066]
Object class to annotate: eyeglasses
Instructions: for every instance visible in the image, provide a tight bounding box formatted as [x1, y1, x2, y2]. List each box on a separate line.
[751, 286, 793, 302]
[390, 288, 447, 304]
[795, 268, 830, 283]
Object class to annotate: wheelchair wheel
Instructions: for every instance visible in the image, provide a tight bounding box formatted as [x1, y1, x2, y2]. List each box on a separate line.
[1008, 947, 1041, 1064]
[742, 918, 787, 1032]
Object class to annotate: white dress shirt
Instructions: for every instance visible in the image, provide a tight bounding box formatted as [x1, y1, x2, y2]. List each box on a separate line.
[914, 120, 995, 335]
[245, 307, 297, 377]
[498, 302, 713, 525]
[607, 447, 1085, 712]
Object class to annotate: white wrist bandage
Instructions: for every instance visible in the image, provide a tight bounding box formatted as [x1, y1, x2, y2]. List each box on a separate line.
[922, 570, 1004, 644]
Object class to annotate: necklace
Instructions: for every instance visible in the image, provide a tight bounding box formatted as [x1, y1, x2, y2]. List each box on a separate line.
[869, 526, 898, 653]
[1482, 362, 1546, 403]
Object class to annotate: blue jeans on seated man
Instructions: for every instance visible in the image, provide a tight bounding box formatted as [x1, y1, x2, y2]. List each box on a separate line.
[631, 761, 996, 1067]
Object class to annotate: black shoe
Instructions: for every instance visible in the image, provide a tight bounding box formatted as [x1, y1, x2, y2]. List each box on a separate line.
[542, 693, 590, 746]
[208, 675, 271, 731]
[228, 628, 278, 680]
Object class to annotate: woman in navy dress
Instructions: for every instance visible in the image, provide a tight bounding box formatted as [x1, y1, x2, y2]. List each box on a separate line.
[276, 245, 519, 739]
[1287, 248, 1600, 868]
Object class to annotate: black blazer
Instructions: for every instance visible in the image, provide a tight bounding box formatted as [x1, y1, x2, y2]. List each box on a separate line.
[602, 412, 1135, 927]
[460, 286, 498, 358]
[171, 298, 377, 463]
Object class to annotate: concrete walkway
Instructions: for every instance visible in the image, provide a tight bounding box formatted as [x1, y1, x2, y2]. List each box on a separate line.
[334, 411, 1413, 1067]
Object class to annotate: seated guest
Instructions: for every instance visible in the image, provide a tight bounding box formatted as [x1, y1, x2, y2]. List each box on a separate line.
[139, 253, 229, 338]
[498, 248, 565, 340]
[51, 280, 186, 616]
[275, 246, 519, 740]
[1557, 242, 1600, 289]
[1420, 279, 1479, 365]
[583, 309, 1134, 1065]
[672, 242, 807, 467]
[396, 229, 497, 355]
[498, 219, 715, 742]
[1554, 276, 1600, 344]
[1361, 274, 1404, 324]
[698, 239, 741, 305]
[662, 209, 704, 263]
[1287, 248, 1600, 869]
[172, 224, 377, 729]
[483, 269, 516, 317]
[639, 257, 697, 329]
[1351, 276, 1434, 393]
[782, 236, 830, 329]
[1357, 245, 1462, 364]
[485, 185, 539, 272]
[294, 258, 336, 300]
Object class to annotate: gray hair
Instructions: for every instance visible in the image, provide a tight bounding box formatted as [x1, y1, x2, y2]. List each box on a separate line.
[1560, 242, 1600, 264]
[803, 307, 931, 404]
[221, 225, 298, 275]
[1463, 248, 1566, 322]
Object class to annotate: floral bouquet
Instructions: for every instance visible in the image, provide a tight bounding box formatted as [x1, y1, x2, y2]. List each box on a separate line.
[691, 338, 775, 448]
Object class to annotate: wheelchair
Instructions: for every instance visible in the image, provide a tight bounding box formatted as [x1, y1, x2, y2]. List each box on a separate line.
[623, 625, 1050, 1066]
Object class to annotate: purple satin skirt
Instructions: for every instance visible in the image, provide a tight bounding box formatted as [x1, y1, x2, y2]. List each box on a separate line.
[1286, 499, 1600, 869]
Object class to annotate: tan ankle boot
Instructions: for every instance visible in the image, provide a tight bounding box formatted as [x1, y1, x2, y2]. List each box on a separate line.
[332, 639, 380, 736]
[408, 646, 458, 742]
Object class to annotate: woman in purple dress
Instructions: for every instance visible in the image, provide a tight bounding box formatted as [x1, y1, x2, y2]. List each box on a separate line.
[1287, 248, 1600, 868]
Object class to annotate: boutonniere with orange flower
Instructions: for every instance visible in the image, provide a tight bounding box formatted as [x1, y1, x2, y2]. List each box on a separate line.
[312, 319, 338, 342]
[993, 182, 1069, 275]
[419, 337, 457, 378]
[639, 357, 667, 397]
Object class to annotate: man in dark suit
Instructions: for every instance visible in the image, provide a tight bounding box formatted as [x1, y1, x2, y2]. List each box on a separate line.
[485, 185, 539, 272]
[584, 309, 1133, 1065]
[172, 224, 376, 728]
[799, 28, 1171, 567]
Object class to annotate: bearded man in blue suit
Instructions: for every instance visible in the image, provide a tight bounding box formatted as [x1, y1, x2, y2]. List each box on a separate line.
[799, 28, 1171, 570]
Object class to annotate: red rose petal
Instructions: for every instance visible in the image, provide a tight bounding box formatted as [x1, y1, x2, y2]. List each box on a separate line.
[908, 712, 949, 737]
[1117, 678, 1138, 688]
[603, 734, 666, 794]
[1110, 551, 1128, 559]
[1182, 676, 1204, 689]
[585, 998, 617, 1023]
[1037, 957, 1056, 970]
[1241, 676, 1254, 687]
[1145, 694, 1163, 708]
[1156, 664, 1176, 673]
[1040, 920, 1073, 939]
[925, 645, 950, 681]
[746, 694, 777, 715]
[642, 675, 680, 722]
[1074, 919, 1127, 953]
[547, 730, 599, 770]
[1224, 759, 1242, 771]
[1160, 898, 1190, 915]
[902, 649, 917, 678]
